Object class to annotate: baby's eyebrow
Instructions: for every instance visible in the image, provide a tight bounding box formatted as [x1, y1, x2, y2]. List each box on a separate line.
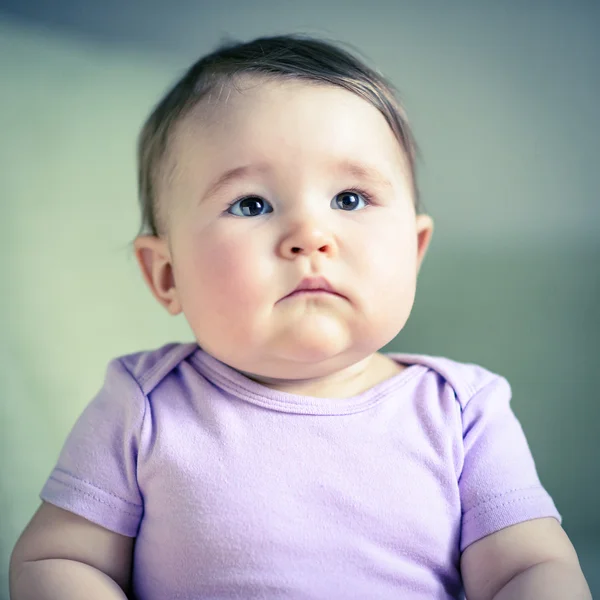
[200, 164, 269, 203]
[331, 160, 394, 190]
[199, 160, 394, 204]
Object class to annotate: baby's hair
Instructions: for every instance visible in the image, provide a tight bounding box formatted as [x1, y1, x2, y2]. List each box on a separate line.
[137, 34, 421, 237]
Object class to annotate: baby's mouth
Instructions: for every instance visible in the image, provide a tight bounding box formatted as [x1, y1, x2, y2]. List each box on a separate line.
[281, 276, 346, 301]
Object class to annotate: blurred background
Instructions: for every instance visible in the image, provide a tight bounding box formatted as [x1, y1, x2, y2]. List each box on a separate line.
[1, 0, 598, 597]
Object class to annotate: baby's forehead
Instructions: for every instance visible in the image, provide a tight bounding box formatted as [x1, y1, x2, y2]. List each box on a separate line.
[181, 75, 336, 133]
[152, 76, 414, 216]
[172, 76, 408, 164]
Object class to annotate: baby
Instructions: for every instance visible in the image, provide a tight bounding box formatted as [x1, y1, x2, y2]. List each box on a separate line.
[10, 35, 591, 599]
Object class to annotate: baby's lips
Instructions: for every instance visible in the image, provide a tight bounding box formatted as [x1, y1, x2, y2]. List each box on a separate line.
[282, 275, 347, 300]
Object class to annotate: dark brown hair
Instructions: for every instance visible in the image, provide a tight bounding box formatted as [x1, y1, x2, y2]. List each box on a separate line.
[137, 34, 421, 237]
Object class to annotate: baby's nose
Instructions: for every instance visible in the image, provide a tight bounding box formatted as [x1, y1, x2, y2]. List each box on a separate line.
[279, 225, 337, 259]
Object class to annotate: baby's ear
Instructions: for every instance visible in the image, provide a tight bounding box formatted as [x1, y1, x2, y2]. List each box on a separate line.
[133, 235, 182, 316]
[415, 214, 434, 273]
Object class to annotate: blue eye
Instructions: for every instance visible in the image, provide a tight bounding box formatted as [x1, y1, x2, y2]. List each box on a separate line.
[227, 196, 273, 217]
[331, 191, 370, 211]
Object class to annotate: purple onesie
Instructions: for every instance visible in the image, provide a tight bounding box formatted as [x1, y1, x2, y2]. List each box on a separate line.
[40, 343, 561, 599]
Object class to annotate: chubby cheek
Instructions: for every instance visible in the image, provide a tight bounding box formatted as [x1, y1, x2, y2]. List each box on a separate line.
[356, 220, 418, 312]
[178, 232, 273, 324]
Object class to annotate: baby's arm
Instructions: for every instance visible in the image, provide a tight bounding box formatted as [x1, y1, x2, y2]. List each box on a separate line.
[461, 517, 591, 600]
[10, 501, 133, 600]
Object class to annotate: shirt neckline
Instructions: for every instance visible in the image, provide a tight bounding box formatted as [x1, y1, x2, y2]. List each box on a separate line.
[190, 348, 429, 415]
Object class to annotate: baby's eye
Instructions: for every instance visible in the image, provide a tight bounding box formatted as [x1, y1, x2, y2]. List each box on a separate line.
[227, 196, 273, 217]
[331, 191, 370, 211]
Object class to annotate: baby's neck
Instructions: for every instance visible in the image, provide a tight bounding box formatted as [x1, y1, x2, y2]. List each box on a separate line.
[244, 353, 405, 399]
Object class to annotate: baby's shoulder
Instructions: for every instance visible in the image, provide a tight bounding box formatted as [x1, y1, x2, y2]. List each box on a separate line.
[113, 342, 199, 395]
[394, 352, 510, 410]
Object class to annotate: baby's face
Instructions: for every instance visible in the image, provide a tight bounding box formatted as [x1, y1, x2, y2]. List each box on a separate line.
[159, 78, 432, 381]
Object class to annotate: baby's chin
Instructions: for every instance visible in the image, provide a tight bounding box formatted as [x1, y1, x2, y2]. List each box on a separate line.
[191, 308, 404, 381]
[227, 334, 389, 383]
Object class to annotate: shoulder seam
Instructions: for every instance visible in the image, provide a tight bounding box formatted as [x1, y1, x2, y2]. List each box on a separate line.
[116, 354, 150, 437]
[396, 354, 502, 410]
[135, 343, 198, 395]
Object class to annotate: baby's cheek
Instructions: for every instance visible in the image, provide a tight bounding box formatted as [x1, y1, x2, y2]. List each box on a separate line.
[192, 239, 267, 306]
[361, 231, 417, 298]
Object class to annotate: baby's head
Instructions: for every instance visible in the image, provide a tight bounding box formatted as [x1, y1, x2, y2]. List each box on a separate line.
[134, 35, 433, 389]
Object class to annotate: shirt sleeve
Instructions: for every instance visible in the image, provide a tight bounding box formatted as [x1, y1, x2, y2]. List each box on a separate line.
[458, 375, 561, 552]
[40, 358, 145, 537]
